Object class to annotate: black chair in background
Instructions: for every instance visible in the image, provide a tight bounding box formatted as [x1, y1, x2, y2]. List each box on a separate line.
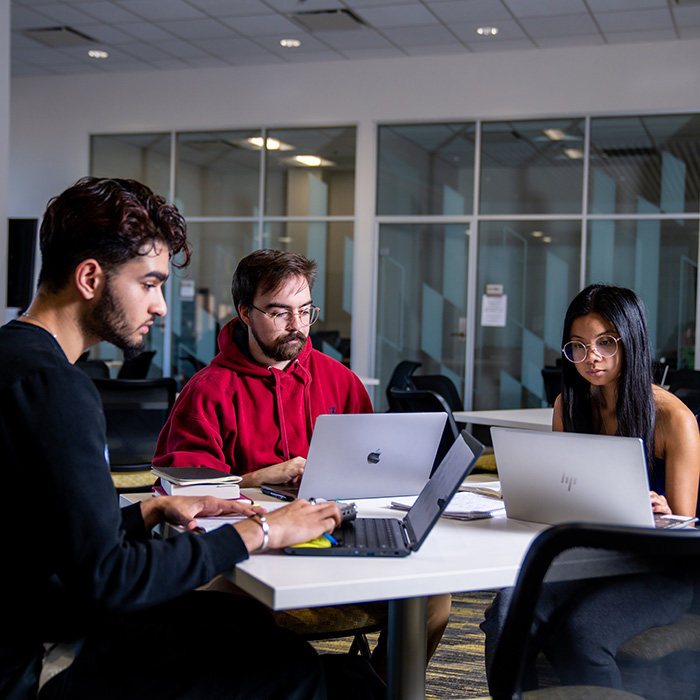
[668, 369, 700, 417]
[388, 387, 460, 474]
[487, 522, 700, 700]
[385, 360, 422, 411]
[412, 373, 464, 412]
[117, 349, 157, 379]
[75, 358, 110, 379]
[541, 366, 563, 407]
[92, 377, 177, 493]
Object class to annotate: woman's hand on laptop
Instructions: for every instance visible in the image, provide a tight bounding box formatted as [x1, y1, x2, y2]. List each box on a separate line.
[239, 457, 306, 488]
[237, 499, 341, 552]
[650, 491, 672, 515]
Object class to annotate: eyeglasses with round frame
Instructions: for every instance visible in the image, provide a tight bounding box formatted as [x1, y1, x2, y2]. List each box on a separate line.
[250, 304, 321, 329]
[562, 335, 621, 363]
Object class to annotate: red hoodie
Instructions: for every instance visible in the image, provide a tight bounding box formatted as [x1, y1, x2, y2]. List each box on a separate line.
[153, 318, 373, 475]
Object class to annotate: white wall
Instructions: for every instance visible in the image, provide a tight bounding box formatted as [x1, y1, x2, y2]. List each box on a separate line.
[9, 37, 700, 373]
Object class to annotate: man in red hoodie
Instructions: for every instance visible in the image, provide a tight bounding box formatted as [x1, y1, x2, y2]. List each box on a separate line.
[153, 249, 451, 680]
[154, 248, 372, 485]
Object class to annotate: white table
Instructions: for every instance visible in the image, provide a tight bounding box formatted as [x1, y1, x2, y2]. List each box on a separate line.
[454, 407, 554, 431]
[229, 490, 546, 700]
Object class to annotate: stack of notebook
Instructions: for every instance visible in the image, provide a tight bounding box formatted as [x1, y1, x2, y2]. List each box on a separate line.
[151, 466, 242, 499]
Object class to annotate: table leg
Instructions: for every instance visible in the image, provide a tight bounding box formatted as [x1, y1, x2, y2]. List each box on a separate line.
[387, 596, 428, 700]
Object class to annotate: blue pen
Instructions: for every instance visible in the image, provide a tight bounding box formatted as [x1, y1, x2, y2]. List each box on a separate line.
[323, 532, 338, 545]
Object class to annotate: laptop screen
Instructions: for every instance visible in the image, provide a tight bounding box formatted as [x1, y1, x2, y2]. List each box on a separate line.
[404, 431, 484, 549]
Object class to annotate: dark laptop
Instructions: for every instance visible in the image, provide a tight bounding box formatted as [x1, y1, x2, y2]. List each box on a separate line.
[284, 430, 484, 557]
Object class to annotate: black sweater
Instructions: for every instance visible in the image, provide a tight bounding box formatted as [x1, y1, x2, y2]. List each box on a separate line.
[0, 321, 248, 691]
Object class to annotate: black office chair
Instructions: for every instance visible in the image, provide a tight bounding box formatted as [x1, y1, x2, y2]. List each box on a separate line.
[486, 523, 700, 700]
[117, 349, 157, 379]
[75, 358, 111, 379]
[668, 369, 700, 417]
[412, 373, 464, 412]
[385, 360, 422, 411]
[92, 377, 177, 493]
[388, 387, 459, 474]
[541, 366, 563, 407]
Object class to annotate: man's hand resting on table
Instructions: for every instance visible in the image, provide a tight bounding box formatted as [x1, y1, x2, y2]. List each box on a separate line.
[238, 456, 306, 488]
[140, 495, 264, 532]
[235, 499, 342, 554]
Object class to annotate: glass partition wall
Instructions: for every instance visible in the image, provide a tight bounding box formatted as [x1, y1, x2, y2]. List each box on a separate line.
[90, 113, 700, 409]
[90, 127, 356, 385]
[376, 114, 700, 411]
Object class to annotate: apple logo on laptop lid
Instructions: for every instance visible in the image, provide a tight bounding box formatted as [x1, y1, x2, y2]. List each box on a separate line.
[367, 449, 381, 464]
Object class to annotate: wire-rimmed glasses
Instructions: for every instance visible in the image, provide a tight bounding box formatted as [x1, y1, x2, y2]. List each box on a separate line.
[250, 304, 321, 329]
[562, 335, 621, 363]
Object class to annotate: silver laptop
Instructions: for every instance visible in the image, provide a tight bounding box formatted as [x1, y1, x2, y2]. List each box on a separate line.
[261, 412, 447, 501]
[490, 427, 696, 529]
[285, 430, 484, 557]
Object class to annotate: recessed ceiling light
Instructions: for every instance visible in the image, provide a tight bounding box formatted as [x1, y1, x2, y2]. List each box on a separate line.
[293, 155, 334, 167]
[543, 128, 566, 141]
[531, 230, 544, 238]
[476, 26, 499, 36]
[280, 38, 301, 48]
[88, 49, 109, 59]
[248, 136, 280, 150]
[542, 236, 553, 243]
[564, 148, 584, 159]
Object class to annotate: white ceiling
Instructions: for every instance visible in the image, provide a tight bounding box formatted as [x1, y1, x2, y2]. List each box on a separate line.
[10, 0, 700, 77]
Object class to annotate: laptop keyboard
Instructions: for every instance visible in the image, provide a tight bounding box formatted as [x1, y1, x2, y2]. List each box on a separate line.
[339, 518, 403, 549]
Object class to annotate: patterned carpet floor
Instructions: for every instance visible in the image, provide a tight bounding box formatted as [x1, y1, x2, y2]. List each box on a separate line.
[311, 590, 497, 699]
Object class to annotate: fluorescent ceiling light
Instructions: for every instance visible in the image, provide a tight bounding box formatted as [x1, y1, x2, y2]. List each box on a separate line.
[543, 128, 566, 141]
[564, 148, 584, 159]
[293, 155, 334, 167]
[245, 136, 294, 151]
[280, 39, 301, 48]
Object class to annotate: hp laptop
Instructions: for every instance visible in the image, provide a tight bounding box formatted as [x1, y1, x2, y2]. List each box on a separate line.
[490, 427, 696, 529]
[261, 412, 447, 501]
[284, 430, 485, 557]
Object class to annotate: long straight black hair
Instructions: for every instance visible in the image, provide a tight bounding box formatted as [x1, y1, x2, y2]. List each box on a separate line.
[560, 284, 657, 471]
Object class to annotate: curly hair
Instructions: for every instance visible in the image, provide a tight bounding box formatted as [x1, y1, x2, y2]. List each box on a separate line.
[38, 177, 191, 293]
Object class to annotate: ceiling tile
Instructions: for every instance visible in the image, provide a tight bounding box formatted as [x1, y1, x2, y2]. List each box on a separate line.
[504, 0, 589, 17]
[356, 4, 441, 27]
[313, 28, 396, 50]
[221, 14, 301, 36]
[520, 14, 600, 37]
[115, 0, 209, 22]
[157, 19, 238, 41]
[114, 22, 179, 42]
[382, 24, 459, 45]
[427, 0, 512, 24]
[595, 8, 673, 32]
[587, 0, 667, 10]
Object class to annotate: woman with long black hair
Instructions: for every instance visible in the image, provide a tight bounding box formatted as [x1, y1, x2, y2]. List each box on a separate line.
[482, 284, 700, 691]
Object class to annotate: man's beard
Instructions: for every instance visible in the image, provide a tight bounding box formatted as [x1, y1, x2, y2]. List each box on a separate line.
[250, 325, 307, 363]
[82, 281, 150, 361]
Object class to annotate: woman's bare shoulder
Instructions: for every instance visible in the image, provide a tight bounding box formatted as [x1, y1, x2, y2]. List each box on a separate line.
[653, 384, 697, 431]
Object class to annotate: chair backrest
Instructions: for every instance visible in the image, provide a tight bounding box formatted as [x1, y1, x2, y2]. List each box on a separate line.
[669, 369, 700, 394]
[489, 523, 700, 700]
[117, 350, 157, 379]
[411, 374, 464, 412]
[92, 377, 177, 469]
[76, 359, 110, 379]
[385, 360, 422, 410]
[388, 387, 459, 474]
[541, 366, 562, 407]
